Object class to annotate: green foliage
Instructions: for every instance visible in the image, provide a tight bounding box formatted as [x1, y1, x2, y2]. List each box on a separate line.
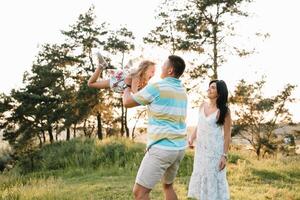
[1, 141, 299, 200]
[61, 6, 106, 55]
[144, 0, 254, 82]
[230, 78, 297, 158]
[104, 27, 135, 54]
[1, 6, 137, 155]
[0, 147, 12, 172]
[102, 26, 135, 138]
[227, 152, 243, 164]
[15, 138, 145, 175]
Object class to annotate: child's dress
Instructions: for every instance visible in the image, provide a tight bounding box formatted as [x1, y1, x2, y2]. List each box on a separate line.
[108, 65, 131, 93]
[109, 70, 127, 93]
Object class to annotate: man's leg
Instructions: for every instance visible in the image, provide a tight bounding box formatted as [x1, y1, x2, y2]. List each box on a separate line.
[162, 150, 185, 200]
[163, 183, 178, 200]
[134, 147, 175, 200]
[133, 183, 151, 200]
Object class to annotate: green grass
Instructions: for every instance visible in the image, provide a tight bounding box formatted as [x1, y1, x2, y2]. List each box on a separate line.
[0, 172, 189, 200]
[0, 138, 299, 200]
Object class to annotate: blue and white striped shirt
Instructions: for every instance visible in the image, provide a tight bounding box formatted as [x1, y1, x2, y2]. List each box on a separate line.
[133, 77, 188, 150]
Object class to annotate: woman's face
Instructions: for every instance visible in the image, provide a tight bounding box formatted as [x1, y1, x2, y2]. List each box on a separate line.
[207, 82, 218, 99]
[145, 64, 156, 82]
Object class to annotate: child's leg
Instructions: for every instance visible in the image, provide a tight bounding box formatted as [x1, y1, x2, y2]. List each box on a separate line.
[88, 79, 110, 89]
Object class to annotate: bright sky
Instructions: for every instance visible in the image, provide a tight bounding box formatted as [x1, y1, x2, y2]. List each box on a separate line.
[0, 0, 299, 125]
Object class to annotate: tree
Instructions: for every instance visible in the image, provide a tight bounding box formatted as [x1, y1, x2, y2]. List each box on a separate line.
[104, 27, 135, 137]
[30, 42, 86, 142]
[0, 93, 15, 144]
[0, 93, 13, 125]
[61, 6, 115, 139]
[144, 0, 255, 92]
[2, 42, 79, 153]
[230, 78, 296, 158]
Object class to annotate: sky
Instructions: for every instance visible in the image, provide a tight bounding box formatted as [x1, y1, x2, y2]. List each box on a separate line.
[0, 0, 299, 126]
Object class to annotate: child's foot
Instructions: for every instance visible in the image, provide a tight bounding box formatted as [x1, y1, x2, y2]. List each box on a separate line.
[96, 52, 108, 69]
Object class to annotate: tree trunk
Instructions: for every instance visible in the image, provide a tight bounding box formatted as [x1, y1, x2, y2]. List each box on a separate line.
[37, 133, 43, 147]
[89, 52, 95, 71]
[83, 119, 87, 136]
[55, 124, 59, 141]
[120, 54, 125, 137]
[73, 123, 77, 138]
[48, 126, 54, 143]
[30, 154, 34, 171]
[42, 130, 46, 143]
[212, 23, 218, 79]
[97, 112, 103, 140]
[256, 146, 261, 159]
[125, 108, 130, 138]
[120, 99, 125, 137]
[66, 127, 70, 141]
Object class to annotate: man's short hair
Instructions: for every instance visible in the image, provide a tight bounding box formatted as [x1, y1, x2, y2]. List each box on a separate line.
[168, 55, 185, 78]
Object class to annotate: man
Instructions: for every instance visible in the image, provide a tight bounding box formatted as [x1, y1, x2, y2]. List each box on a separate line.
[123, 55, 188, 200]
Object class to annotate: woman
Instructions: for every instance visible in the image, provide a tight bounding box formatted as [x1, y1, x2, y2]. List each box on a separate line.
[188, 80, 232, 200]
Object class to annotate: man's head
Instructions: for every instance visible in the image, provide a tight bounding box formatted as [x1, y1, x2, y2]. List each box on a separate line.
[161, 55, 185, 79]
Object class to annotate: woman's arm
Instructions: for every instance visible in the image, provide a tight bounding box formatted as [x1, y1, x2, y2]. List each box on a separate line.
[223, 109, 232, 155]
[188, 103, 205, 148]
[188, 127, 197, 148]
[219, 109, 232, 171]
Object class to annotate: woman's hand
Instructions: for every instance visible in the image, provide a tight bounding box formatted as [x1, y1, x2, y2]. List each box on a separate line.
[188, 137, 195, 149]
[218, 155, 227, 171]
[188, 128, 197, 149]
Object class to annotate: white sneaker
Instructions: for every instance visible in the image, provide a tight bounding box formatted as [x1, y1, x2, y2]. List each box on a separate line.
[96, 52, 108, 69]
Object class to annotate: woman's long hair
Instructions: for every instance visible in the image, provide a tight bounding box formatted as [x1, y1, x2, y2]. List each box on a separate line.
[209, 80, 229, 125]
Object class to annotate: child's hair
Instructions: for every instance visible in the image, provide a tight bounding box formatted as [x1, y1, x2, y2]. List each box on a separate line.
[130, 60, 155, 87]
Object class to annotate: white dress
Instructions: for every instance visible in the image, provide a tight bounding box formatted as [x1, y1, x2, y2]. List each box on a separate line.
[188, 106, 230, 200]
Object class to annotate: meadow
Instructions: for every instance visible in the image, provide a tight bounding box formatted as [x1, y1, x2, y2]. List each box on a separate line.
[0, 138, 299, 200]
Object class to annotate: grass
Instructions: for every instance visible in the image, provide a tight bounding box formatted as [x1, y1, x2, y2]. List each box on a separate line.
[0, 173, 189, 200]
[0, 138, 299, 200]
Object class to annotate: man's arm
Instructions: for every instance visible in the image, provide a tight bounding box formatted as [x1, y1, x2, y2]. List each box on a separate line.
[123, 87, 140, 108]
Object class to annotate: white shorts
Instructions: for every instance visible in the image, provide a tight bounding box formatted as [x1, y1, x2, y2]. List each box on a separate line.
[135, 147, 185, 189]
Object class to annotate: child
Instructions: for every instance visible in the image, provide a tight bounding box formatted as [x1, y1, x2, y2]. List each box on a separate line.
[88, 52, 156, 93]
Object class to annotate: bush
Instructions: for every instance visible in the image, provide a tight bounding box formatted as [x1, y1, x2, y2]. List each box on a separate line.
[0, 146, 12, 172]
[228, 152, 243, 164]
[16, 137, 146, 175]
[15, 138, 247, 177]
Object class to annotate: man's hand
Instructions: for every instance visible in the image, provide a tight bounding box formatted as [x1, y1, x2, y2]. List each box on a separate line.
[188, 137, 194, 149]
[123, 87, 140, 108]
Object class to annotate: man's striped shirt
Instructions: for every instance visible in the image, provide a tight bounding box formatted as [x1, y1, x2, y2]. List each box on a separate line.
[132, 77, 188, 150]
